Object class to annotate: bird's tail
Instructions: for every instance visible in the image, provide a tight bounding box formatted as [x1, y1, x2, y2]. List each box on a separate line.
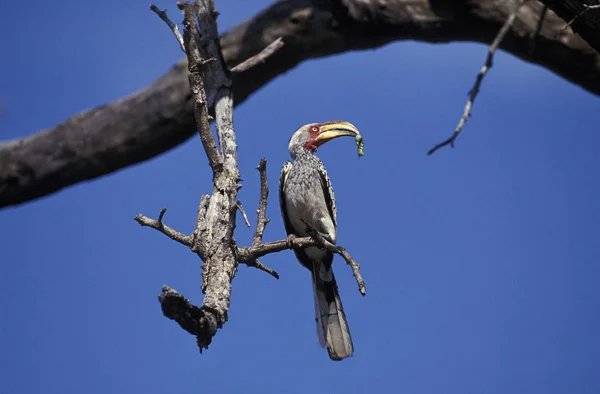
[312, 261, 354, 360]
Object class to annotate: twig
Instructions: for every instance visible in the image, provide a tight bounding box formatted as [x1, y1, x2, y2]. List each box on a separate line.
[243, 259, 279, 279]
[253, 158, 270, 247]
[134, 209, 192, 247]
[149, 5, 186, 53]
[157, 207, 167, 223]
[529, 4, 547, 54]
[302, 223, 367, 296]
[334, 246, 366, 296]
[427, 0, 529, 155]
[134, 207, 281, 279]
[231, 38, 285, 73]
[236, 200, 251, 227]
[559, 3, 600, 36]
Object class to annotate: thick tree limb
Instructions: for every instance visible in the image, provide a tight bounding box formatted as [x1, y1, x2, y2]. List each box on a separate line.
[181, 3, 223, 172]
[158, 286, 217, 351]
[183, 0, 239, 349]
[138, 0, 243, 351]
[2, 0, 600, 208]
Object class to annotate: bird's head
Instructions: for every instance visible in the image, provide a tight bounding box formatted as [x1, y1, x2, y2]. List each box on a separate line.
[288, 120, 360, 158]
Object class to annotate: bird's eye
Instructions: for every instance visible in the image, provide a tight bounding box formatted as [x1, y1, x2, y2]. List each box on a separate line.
[311, 126, 319, 132]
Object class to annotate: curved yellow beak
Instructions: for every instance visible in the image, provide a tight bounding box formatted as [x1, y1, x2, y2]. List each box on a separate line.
[315, 121, 360, 144]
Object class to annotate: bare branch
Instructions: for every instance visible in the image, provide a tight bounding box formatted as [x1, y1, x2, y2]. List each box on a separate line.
[252, 158, 270, 247]
[427, 0, 530, 155]
[157, 207, 167, 223]
[238, 238, 310, 260]
[150, 4, 186, 53]
[236, 200, 251, 227]
[231, 37, 284, 73]
[134, 209, 192, 247]
[139, 0, 243, 353]
[332, 246, 367, 297]
[241, 259, 279, 279]
[302, 223, 367, 296]
[238, 235, 366, 296]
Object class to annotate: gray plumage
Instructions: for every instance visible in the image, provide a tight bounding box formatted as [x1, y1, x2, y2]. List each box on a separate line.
[279, 123, 355, 361]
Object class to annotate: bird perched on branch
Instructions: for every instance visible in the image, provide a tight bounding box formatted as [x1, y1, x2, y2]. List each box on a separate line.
[279, 120, 361, 361]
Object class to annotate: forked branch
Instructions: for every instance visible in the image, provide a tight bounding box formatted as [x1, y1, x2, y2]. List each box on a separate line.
[137, 0, 364, 354]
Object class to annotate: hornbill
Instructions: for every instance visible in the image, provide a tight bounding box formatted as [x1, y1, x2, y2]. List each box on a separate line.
[279, 120, 360, 361]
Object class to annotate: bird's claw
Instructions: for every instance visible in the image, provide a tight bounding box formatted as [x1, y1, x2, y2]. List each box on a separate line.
[286, 234, 296, 249]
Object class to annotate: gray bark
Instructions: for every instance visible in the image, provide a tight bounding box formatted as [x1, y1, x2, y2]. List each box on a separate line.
[1, 0, 599, 209]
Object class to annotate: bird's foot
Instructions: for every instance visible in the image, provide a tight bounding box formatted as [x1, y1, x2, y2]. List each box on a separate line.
[286, 234, 296, 249]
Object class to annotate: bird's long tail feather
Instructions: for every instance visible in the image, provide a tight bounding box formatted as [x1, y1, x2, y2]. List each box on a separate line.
[312, 262, 354, 360]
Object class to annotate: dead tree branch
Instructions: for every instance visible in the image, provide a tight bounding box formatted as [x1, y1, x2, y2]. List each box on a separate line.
[231, 37, 284, 73]
[2, 0, 599, 208]
[136, 158, 366, 346]
[238, 234, 366, 295]
[149, 5, 185, 53]
[236, 201, 251, 228]
[301, 220, 367, 296]
[253, 158, 270, 247]
[241, 258, 280, 279]
[427, 0, 530, 155]
[179, 3, 222, 171]
[158, 285, 217, 352]
[134, 208, 191, 247]
[139, 0, 242, 351]
[137, 2, 364, 352]
[134, 204, 279, 278]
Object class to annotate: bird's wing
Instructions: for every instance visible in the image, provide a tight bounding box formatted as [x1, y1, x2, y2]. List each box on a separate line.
[279, 161, 295, 237]
[316, 160, 337, 230]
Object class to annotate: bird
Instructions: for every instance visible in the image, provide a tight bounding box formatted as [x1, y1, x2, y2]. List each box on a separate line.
[279, 120, 360, 361]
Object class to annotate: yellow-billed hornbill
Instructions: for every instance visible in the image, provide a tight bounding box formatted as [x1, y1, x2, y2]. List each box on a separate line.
[279, 120, 360, 361]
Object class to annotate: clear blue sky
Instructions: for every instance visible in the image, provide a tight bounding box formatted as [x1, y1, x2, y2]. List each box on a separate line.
[1, 1, 599, 393]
